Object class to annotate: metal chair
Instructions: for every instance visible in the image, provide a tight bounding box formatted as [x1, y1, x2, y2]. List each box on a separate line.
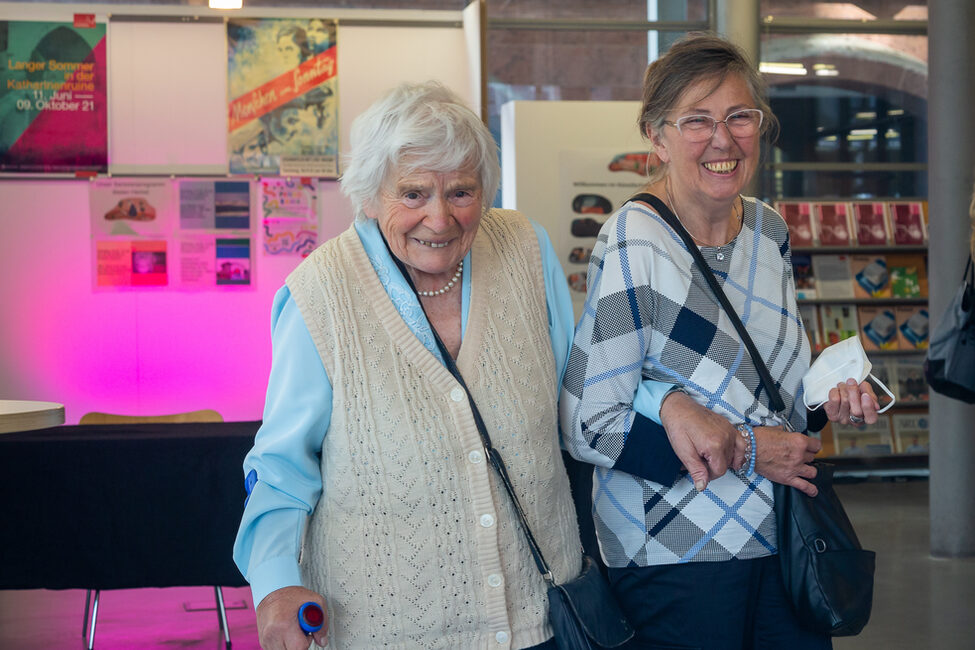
[77, 409, 232, 650]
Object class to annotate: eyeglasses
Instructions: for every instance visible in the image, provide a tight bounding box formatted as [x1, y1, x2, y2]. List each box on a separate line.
[664, 109, 764, 143]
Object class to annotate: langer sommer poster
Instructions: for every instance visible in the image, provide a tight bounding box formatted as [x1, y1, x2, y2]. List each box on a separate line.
[0, 19, 107, 172]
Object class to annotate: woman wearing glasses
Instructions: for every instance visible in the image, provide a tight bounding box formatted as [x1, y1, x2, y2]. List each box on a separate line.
[560, 34, 877, 649]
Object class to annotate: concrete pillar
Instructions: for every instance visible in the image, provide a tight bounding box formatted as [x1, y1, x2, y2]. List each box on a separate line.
[716, 0, 759, 64]
[716, 0, 761, 197]
[928, 0, 975, 558]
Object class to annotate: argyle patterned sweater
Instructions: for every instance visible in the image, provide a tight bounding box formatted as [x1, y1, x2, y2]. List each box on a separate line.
[560, 196, 811, 567]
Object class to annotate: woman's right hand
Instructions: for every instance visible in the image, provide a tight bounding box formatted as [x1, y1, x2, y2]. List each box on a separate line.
[752, 426, 822, 497]
[256, 586, 329, 650]
[659, 391, 742, 491]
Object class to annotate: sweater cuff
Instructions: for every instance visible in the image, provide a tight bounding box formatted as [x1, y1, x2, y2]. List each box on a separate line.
[612, 412, 683, 485]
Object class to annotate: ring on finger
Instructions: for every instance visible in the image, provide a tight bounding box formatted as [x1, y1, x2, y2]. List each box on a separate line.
[849, 414, 864, 424]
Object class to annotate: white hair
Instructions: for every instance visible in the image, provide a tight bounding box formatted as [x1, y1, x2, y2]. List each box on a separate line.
[340, 80, 500, 221]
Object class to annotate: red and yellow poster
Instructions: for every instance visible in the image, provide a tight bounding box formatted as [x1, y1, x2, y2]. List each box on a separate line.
[227, 18, 338, 177]
[0, 19, 107, 173]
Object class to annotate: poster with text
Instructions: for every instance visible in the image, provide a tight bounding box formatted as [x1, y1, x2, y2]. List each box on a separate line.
[89, 178, 174, 238]
[227, 18, 338, 177]
[0, 20, 107, 172]
[94, 240, 168, 288]
[260, 177, 317, 256]
[179, 180, 252, 231]
[175, 235, 253, 289]
[558, 149, 659, 317]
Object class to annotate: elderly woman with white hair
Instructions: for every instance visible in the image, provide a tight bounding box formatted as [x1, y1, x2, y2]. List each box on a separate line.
[233, 81, 596, 650]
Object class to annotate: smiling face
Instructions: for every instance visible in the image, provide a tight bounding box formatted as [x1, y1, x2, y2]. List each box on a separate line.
[368, 168, 483, 291]
[649, 73, 761, 211]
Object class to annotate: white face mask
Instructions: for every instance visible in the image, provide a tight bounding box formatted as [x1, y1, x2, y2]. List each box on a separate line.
[802, 335, 896, 412]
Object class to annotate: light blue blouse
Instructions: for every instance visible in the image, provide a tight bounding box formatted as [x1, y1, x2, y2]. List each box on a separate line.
[232, 217, 673, 607]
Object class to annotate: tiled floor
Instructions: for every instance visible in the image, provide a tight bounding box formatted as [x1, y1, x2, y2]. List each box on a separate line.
[1, 480, 973, 649]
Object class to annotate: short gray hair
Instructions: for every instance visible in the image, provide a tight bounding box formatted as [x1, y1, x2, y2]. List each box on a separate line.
[638, 33, 778, 183]
[340, 81, 500, 221]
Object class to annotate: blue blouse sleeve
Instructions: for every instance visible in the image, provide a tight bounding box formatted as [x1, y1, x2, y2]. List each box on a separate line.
[232, 286, 332, 608]
[531, 219, 574, 383]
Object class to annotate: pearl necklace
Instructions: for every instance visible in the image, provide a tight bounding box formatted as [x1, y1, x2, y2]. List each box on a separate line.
[665, 180, 742, 247]
[416, 260, 464, 297]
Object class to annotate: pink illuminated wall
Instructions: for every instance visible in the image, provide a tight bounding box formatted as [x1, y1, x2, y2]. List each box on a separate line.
[0, 7, 479, 424]
[0, 180, 352, 424]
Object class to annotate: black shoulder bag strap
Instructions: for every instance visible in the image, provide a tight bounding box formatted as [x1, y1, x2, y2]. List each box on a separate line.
[629, 192, 787, 415]
[386, 247, 556, 584]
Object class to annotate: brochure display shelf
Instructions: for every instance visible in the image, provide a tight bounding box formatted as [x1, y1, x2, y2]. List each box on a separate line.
[776, 198, 930, 475]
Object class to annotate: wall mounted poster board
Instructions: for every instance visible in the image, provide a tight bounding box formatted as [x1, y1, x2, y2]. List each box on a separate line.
[227, 18, 338, 177]
[0, 19, 107, 172]
[501, 100, 647, 318]
[89, 177, 254, 290]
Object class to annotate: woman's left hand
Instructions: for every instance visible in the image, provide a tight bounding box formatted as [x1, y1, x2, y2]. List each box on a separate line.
[823, 378, 880, 425]
[752, 426, 822, 497]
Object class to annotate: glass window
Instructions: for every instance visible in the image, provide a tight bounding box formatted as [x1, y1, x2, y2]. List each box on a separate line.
[486, 29, 692, 184]
[761, 30, 927, 200]
[761, 1, 926, 21]
[487, 0, 709, 21]
[759, 168, 926, 201]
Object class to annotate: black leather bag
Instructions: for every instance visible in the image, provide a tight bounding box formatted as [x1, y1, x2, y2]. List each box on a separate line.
[547, 555, 634, 650]
[632, 192, 876, 637]
[774, 464, 876, 636]
[924, 257, 975, 403]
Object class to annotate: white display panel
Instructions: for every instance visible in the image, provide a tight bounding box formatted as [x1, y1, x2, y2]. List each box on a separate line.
[500, 100, 647, 316]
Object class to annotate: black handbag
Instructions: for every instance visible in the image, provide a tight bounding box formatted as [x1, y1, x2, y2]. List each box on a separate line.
[774, 467, 875, 636]
[924, 256, 975, 403]
[389, 252, 634, 650]
[632, 192, 876, 637]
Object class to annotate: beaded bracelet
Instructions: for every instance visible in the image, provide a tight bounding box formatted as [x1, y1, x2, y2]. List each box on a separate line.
[736, 423, 756, 476]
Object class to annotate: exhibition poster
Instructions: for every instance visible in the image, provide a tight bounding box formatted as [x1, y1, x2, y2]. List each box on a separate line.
[0, 19, 107, 173]
[179, 180, 252, 231]
[89, 178, 254, 289]
[227, 18, 338, 177]
[178, 180, 254, 288]
[260, 177, 318, 257]
[557, 149, 660, 317]
[89, 179, 174, 288]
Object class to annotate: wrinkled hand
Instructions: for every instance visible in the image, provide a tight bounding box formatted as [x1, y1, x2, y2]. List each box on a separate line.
[823, 378, 880, 425]
[753, 426, 822, 497]
[256, 586, 328, 650]
[660, 391, 743, 492]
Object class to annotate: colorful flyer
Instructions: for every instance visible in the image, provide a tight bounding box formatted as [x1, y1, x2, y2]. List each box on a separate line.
[94, 240, 168, 288]
[179, 180, 252, 231]
[216, 237, 252, 286]
[260, 177, 318, 256]
[0, 20, 107, 172]
[227, 18, 338, 176]
[90, 178, 174, 238]
[175, 235, 252, 289]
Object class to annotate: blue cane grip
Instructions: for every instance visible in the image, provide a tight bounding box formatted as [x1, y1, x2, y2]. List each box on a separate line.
[298, 602, 325, 634]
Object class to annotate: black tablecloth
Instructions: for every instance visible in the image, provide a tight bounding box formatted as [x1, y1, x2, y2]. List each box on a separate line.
[0, 421, 259, 590]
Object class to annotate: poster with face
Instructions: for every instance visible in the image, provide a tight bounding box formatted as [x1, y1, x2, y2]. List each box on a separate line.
[227, 18, 338, 177]
[0, 20, 107, 172]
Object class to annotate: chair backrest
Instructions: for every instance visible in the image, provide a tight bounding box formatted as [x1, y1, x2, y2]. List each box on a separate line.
[78, 409, 224, 425]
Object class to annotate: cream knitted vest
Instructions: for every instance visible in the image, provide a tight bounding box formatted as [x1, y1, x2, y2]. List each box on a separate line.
[286, 209, 581, 650]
